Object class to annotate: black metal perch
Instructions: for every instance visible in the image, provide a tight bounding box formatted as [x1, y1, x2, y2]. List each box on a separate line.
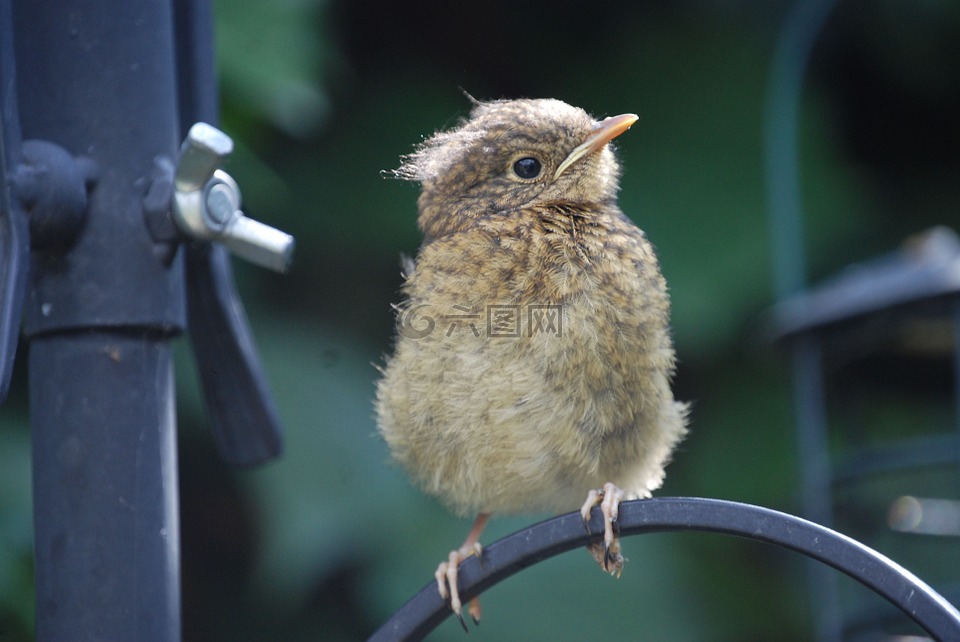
[369, 497, 960, 642]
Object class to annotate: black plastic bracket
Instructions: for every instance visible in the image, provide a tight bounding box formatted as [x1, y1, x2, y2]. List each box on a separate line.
[173, 0, 284, 465]
[0, 0, 28, 403]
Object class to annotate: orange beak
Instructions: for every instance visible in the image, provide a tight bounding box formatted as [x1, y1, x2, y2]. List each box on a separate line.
[554, 113, 639, 180]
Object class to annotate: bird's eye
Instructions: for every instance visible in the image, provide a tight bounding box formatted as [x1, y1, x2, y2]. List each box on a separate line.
[512, 157, 542, 180]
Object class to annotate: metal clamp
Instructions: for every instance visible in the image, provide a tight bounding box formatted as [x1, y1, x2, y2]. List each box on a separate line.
[173, 122, 294, 273]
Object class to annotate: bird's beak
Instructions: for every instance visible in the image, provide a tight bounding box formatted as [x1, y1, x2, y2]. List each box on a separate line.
[554, 113, 639, 180]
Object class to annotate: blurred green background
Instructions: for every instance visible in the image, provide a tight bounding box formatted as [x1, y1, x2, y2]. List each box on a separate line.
[1, 0, 959, 640]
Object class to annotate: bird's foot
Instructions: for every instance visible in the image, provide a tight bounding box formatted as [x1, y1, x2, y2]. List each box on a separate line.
[436, 513, 489, 631]
[580, 482, 626, 577]
[436, 541, 483, 631]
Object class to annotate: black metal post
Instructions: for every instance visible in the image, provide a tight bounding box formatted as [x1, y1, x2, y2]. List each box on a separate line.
[28, 334, 180, 640]
[790, 335, 843, 640]
[13, 1, 185, 639]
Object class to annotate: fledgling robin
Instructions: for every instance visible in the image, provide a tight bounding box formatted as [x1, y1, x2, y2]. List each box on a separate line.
[376, 97, 688, 628]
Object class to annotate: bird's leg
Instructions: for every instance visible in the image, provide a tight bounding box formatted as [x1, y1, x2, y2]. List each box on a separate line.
[580, 482, 626, 577]
[435, 512, 489, 630]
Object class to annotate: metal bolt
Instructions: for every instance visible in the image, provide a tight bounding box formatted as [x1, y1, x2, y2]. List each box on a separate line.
[205, 184, 235, 227]
[172, 123, 295, 273]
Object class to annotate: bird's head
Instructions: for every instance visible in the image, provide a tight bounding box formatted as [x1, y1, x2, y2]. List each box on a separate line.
[394, 98, 638, 239]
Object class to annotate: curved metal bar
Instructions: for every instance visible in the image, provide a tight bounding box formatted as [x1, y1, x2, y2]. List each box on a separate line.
[369, 497, 960, 642]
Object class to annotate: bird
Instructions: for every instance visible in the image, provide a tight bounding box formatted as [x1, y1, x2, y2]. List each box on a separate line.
[376, 97, 688, 629]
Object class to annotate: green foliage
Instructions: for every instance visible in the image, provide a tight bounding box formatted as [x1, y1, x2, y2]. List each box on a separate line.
[0, 420, 33, 642]
[216, 0, 331, 137]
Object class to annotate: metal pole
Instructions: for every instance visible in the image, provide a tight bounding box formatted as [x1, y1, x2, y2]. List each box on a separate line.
[763, 1, 842, 638]
[763, 0, 838, 301]
[29, 334, 180, 640]
[791, 335, 843, 641]
[13, 1, 185, 638]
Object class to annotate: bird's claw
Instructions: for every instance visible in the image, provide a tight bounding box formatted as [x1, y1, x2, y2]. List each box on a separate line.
[580, 488, 600, 534]
[581, 482, 626, 577]
[436, 542, 483, 631]
[588, 534, 625, 577]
